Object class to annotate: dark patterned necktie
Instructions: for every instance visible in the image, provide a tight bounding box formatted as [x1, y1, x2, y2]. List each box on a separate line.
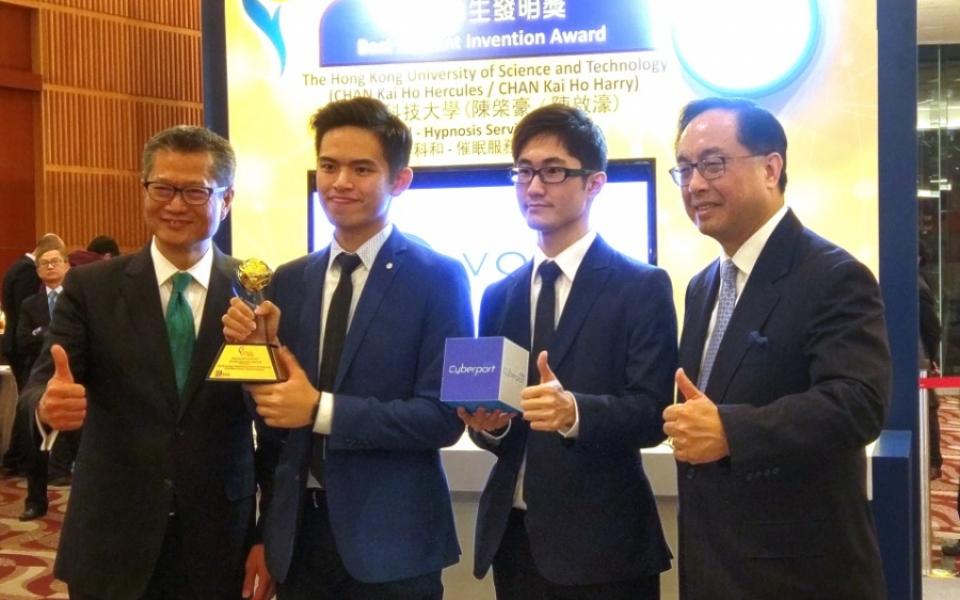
[311, 253, 363, 485]
[529, 261, 562, 385]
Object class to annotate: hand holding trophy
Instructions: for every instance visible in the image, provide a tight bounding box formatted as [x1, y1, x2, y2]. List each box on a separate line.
[209, 258, 287, 382]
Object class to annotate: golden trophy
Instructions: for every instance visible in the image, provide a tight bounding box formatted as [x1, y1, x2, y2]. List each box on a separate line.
[207, 258, 286, 382]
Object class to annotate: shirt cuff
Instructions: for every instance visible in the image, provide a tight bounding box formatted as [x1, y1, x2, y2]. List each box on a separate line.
[481, 419, 512, 445]
[35, 408, 59, 451]
[312, 391, 334, 434]
[558, 391, 580, 438]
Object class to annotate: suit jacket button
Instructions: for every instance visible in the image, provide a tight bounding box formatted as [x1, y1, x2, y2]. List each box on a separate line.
[686, 469, 695, 480]
[175, 427, 184, 437]
[746, 473, 754, 481]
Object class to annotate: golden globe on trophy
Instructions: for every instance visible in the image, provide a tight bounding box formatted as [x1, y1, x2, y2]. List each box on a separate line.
[207, 258, 286, 382]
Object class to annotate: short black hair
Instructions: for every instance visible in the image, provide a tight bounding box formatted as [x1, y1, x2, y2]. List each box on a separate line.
[142, 125, 236, 188]
[87, 235, 120, 256]
[310, 97, 411, 177]
[511, 104, 607, 172]
[677, 97, 788, 193]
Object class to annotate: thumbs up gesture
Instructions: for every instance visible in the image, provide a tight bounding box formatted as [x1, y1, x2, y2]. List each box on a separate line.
[38, 344, 87, 431]
[520, 351, 577, 432]
[246, 346, 319, 429]
[662, 368, 729, 463]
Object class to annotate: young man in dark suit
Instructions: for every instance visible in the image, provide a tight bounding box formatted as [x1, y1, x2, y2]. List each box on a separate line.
[459, 104, 677, 599]
[16, 241, 73, 520]
[22, 126, 275, 600]
[662, 98, 889, 599]
[223, 97, 473, 600]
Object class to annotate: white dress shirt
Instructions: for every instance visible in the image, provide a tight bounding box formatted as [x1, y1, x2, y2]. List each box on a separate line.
[699, 204, 788, 372]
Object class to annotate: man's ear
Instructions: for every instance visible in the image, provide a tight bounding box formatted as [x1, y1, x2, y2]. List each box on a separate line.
[390, 167, 414, 196]
[586, 171, 607, 199]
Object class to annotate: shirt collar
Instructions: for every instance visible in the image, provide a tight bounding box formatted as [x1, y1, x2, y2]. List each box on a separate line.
[46, 286, 63, 294]
[724, 204, 788, 277]
[150, 237, 213, 289]
[328, 223, 393, 271]
[532, 230, 597, 283]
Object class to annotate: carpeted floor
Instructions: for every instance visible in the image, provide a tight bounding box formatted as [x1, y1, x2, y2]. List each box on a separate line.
[932, 392, 960, 574]
[0, 476, 69, 598]
[0, 395, 957, 598]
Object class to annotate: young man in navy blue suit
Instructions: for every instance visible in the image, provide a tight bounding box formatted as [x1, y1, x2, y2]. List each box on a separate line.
[459, 104, 677, 599]
[224, 97, 473, 600]
[662, 98, 889, 599]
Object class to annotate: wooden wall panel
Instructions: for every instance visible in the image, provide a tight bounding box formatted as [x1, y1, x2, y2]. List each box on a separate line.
[41, 10, 201, 102]
[43, 170, 147, 249]
[0, 0, 207, 253]
[42, 90, 202, 170]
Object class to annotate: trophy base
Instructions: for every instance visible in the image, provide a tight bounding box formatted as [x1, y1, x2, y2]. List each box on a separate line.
[207, 342, 287, 382]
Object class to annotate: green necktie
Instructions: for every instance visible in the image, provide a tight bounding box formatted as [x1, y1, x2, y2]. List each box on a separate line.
[166, 272, 195, 394]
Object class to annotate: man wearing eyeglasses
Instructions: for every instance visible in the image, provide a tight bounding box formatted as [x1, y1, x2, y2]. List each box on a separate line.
[16, 239, 71, 521]
[460, 104, 676, 599]
[20, 126, 275, 600]
[662, 98, 888, 599]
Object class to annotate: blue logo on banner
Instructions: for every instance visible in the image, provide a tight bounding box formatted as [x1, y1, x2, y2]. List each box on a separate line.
[243, 0, 287, 73]
[319, 0, 654, 66]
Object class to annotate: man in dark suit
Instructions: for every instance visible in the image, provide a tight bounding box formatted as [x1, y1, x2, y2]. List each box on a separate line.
[22, 126, 274, 600]
[1, 234, 58, 475]
[459, 104, 676, 599]
[662, 98, 889, 599]
[223, 97, 472, 599]
[16, 241, 76, 520]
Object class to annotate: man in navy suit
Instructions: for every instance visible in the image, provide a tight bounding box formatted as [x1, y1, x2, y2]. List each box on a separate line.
[16, 240, 74, 521]
[224, 97, 473, 600]
[459, 104, 676, 599]
[662, 98, 889, 599]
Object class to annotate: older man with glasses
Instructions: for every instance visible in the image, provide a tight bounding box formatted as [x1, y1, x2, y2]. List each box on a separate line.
[20, 126, 275, 600]
[663, 97, 889, 600]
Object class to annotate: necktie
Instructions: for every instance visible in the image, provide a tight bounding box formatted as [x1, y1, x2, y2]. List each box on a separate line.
[311, 253, 363, 485]
[697, 259, 738, 390]
[48, 290, 59, 320]
[529, 261, 562, 385]
[166, 272, 195, 394]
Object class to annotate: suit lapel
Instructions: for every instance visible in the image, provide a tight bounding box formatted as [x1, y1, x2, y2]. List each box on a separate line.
[497, 264, 533, 350]
[122, 246, 179, 413]
[334, 230, 404, 389]
[298, 249, 330, 386]
[548, 237, 614, 370]
[703, 211, 802, 402]
[177, 248, 235, 420]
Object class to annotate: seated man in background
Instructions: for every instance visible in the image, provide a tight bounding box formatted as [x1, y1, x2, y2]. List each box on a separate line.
[16, 238, 71, 520]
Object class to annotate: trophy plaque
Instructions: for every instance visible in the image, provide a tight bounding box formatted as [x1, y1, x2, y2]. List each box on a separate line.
[208, 258, 286, 382]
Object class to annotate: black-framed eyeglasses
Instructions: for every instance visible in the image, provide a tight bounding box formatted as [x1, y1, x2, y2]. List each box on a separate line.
[38, 258, 64, 268]
[510, 166, 597, 185]
[669, 155, 764, 186]
[143, 181, 230, 205]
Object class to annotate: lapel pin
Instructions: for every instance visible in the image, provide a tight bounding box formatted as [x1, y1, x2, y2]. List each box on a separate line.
[386, 262, 394, 270]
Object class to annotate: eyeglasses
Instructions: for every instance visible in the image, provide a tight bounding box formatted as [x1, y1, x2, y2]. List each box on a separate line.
[510, 166, 596, 185]
[38, 258, 64, 268]
[143, 181, 229, 205]
[669, 155, 764, 186]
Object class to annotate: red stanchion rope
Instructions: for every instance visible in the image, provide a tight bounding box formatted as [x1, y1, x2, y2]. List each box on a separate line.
[919, 376, 960, 389]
